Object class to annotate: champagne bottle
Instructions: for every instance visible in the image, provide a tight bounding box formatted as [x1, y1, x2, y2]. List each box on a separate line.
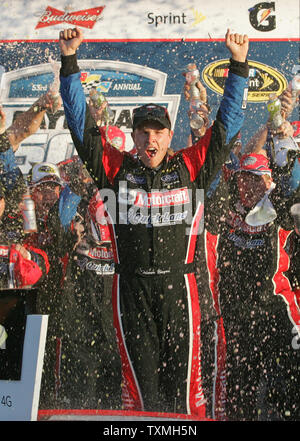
[267, 93, 283, 129]
[22, 186, 37, 233]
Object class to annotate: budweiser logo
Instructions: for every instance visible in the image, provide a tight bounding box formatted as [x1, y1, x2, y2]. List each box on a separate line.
[35, 5, 105, 29]
[134, 188, 190, 208]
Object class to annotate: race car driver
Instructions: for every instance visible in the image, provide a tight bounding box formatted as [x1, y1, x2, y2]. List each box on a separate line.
[58, 26, 249, 417]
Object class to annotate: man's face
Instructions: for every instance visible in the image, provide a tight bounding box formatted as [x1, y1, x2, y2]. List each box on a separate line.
[31, 181, 61, 216]
[131, 121, 173, 169]
[236, 172, 271, 208]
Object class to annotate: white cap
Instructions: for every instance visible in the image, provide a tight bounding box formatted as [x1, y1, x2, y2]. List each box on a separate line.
[29, 162, 63, 186]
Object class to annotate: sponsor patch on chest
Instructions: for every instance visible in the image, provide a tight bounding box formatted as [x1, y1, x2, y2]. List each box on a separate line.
[134, 187, 190, 208]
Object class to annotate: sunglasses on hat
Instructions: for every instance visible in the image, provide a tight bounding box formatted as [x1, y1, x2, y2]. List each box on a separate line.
[132, 104, 171, 131]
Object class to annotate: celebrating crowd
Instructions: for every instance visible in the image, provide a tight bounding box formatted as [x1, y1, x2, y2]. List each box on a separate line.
[0, 27, 299, 421]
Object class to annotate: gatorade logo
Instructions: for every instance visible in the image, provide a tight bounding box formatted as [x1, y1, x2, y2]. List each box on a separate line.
[202, 59, 287, 102]
[249, 2, 276, 32]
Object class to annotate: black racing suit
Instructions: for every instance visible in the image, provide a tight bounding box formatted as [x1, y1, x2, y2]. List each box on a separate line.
[60, 53, 248, 416]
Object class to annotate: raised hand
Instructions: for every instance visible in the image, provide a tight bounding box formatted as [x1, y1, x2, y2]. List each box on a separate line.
[59, 27, 84, 56]
[279, 89, 294, 119]
[225, 29, 249, 63]
[35, 90, 62, 113]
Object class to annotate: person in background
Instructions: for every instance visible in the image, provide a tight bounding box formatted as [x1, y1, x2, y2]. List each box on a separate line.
[206, 139, 300, 420]
[4, 91, 62, 153]
[24, 161, 67, 408]
[0, 124, 50, 290]
[0, 110, 50, 381]
[0, 95, 65, 408]
[44, 155, 122, 409]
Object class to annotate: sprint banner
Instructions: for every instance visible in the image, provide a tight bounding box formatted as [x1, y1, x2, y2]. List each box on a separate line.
[0, 0, 298, 174]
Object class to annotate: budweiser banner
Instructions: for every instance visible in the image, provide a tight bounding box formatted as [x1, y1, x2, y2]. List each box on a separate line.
[35, 6, 105, 30]
[0, 0, 298, 173]
[1, 0, 298, 40]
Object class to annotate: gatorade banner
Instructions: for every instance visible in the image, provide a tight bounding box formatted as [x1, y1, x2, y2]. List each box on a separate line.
[0, 0, 298, 174]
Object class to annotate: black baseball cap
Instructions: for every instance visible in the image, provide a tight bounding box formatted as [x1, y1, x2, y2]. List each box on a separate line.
[132, 103, 171, 131]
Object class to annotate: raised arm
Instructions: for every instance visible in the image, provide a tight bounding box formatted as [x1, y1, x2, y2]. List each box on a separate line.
[182, 30, 249, 188]
[225, 28, 249, 63]
[59, 27, 88, 144]
[218, 29, 249, 144]
[59, 27, 84, 56]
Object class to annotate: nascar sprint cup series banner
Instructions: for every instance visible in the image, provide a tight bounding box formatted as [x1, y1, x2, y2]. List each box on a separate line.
[0, 0, 299, 175]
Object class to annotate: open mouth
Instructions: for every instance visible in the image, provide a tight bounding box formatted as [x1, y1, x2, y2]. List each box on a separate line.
[146, 147, 158, 158]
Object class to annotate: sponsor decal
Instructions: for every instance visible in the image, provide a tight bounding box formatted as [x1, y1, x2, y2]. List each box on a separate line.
[160, 171, 180, 184]
[35, 6, 105, 29]
[249, 2, 276, 32]
[134, 188, 190, 208]
[119, 186, 189, 207]
[227, 211, 270, 233]
[125, 207, 189, 226]
[202, 59, 287, 102]
[76, 257, 114, 274]
[227, 232, 265, 248]
[190, 8, 206, 27]
[125, 173, 147, 185]
[147, 12, 188, 27]
[146, 9, 206, 28]
[117, 186, 191, 226]
[88, 246, 114, 260]
[117, 183, 203, 228]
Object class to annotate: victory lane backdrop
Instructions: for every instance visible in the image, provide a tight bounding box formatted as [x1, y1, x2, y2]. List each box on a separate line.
[0, 39, 298, 174]
[0, 0, 298, 423]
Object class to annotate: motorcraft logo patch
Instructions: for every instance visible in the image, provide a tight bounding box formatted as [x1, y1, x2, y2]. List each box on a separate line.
[35, 6, 105, 29]
[202, 59, 287, 102]
[134, 188, 190, 208]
